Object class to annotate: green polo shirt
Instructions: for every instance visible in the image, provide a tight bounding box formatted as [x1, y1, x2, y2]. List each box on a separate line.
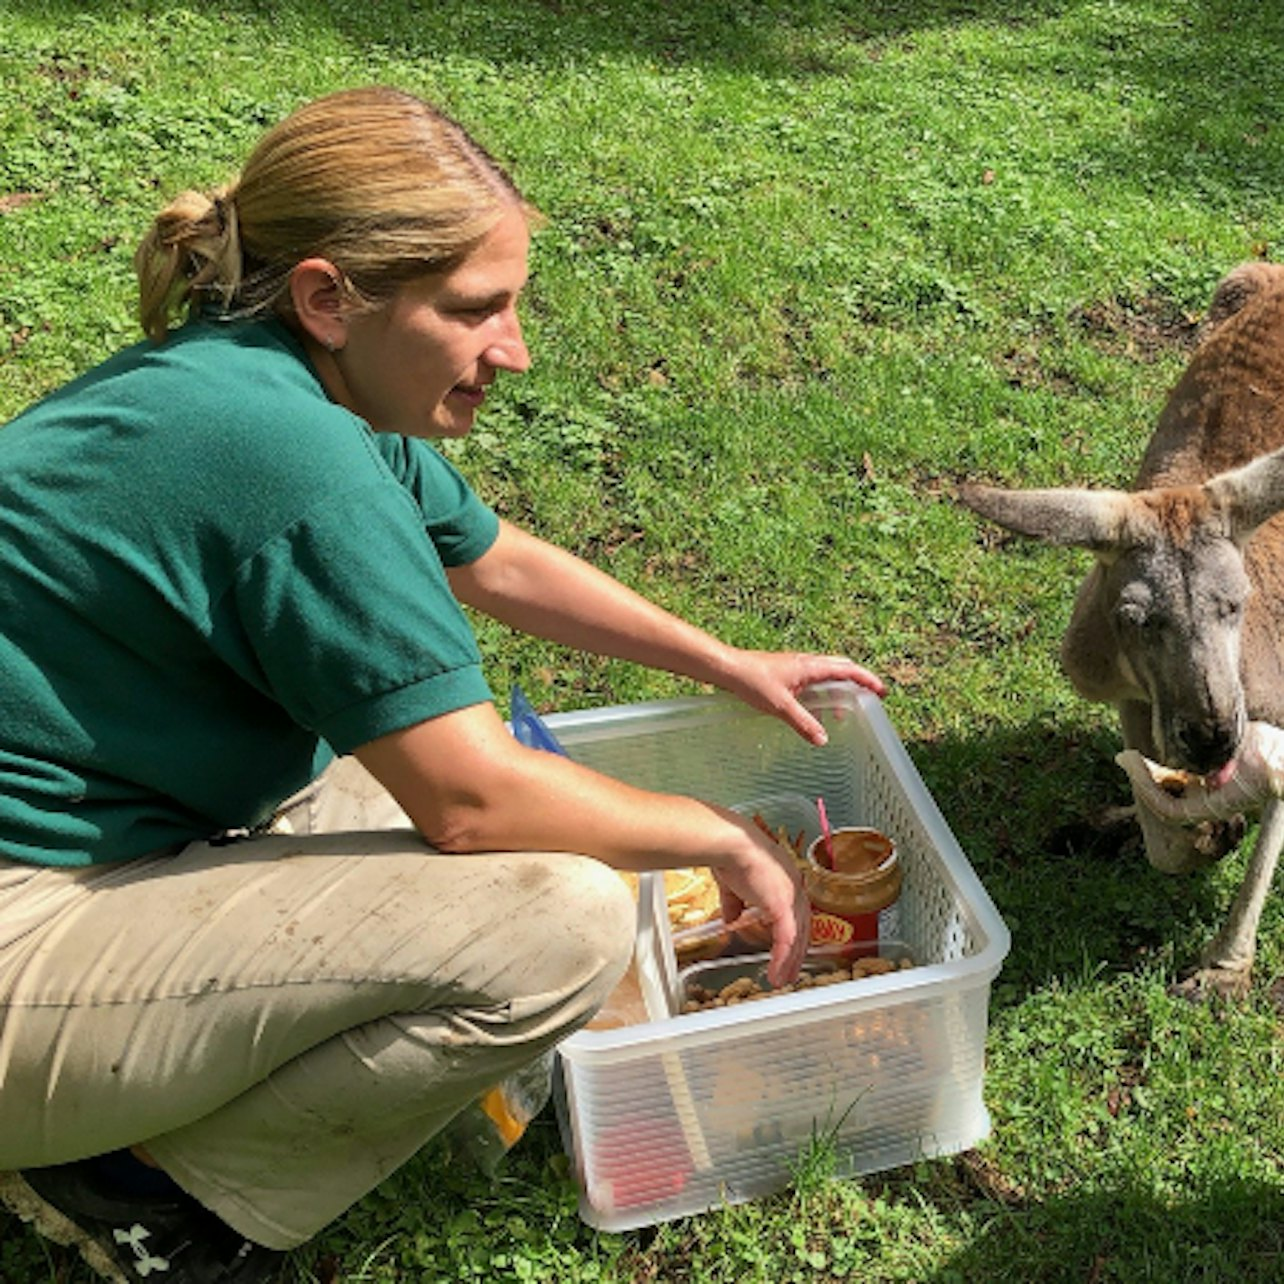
[0, 316, 499, 865]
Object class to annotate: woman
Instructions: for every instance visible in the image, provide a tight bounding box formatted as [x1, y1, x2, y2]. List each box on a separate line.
[0, 87, 884, 1283]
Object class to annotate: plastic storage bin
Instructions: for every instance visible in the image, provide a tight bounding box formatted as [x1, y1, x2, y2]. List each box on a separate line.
[545, 681, 1010, 1231]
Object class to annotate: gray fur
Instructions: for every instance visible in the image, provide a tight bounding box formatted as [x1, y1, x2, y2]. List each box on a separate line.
[960, 262, 1284, 995]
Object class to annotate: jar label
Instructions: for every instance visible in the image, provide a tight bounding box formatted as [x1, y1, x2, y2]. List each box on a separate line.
[810, 911, 856, 945]
[809, 908, 884, 949]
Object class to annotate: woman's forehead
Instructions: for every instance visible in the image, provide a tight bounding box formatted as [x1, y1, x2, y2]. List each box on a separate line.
[447, 208, 531, 294]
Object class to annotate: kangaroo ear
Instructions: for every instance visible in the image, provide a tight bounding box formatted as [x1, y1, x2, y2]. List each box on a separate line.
[1205, 445, 1284, 543]
[957, 483, 1136, 553]
[1204, 261, 1284, 333]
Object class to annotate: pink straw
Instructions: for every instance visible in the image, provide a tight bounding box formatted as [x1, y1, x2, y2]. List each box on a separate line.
[816, 796, 835, 870]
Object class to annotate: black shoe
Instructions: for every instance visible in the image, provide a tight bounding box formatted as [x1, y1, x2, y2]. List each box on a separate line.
[0, 1160, 287, 1282]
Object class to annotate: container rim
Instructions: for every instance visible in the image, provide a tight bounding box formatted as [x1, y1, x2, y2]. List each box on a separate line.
[540, 681, 1011, 1061]
[559, 947, 1005, 1060]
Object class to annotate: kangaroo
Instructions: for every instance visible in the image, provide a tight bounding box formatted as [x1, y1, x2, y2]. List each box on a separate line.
[960, 261, 1284, 997]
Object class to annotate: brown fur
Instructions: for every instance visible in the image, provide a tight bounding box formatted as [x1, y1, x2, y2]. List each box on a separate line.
[1130, 263, 1284, 729]
[961, 262, 1284, 994]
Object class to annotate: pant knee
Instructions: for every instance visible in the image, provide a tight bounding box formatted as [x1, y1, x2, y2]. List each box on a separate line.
[550, 855, 636, 1003]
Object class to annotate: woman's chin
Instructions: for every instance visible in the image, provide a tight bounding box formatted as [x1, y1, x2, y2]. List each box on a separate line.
[379, 410, 475, 440]
[431, 405, 480, 437]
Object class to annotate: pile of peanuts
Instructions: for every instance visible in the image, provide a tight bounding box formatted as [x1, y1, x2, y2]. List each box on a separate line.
[680, 953, 914, 1014]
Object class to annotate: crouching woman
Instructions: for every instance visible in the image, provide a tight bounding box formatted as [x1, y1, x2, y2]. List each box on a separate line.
[0, 87, 883, 1282]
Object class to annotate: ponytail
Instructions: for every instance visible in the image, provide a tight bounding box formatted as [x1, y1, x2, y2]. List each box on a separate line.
[134, 185, 243, 342]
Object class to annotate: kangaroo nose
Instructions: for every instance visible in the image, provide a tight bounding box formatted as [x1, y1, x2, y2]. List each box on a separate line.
[1173, 718, 1240, 775]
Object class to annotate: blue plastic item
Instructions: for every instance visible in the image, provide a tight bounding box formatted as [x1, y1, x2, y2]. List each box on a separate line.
[509, 685, 570, 757]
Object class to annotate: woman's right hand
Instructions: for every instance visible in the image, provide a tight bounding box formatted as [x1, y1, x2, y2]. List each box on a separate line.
[707, 816, 810, 988]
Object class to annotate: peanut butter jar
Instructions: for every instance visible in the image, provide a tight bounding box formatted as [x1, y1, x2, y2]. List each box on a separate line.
[804, 827, 901, 956]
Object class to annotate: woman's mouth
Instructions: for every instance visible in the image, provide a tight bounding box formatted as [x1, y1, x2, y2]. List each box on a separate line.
[450, 383, 487, 408]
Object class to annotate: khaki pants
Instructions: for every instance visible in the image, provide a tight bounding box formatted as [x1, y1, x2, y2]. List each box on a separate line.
[0, 758, 635, 1249]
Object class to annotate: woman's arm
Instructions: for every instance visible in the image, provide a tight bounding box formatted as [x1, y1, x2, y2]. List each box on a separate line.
[447, 520, 885, 745]
[355, 700, 810, 985]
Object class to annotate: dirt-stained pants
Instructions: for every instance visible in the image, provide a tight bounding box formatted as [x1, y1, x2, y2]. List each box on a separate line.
[0, 758, 635, 1248]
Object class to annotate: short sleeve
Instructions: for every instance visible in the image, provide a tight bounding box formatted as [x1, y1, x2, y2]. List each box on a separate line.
[215, 478, 494, 755]
[372, 435, 500, 567]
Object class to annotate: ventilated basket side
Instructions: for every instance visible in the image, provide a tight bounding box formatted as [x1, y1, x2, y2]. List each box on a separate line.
[549, 683, 1009, 1232]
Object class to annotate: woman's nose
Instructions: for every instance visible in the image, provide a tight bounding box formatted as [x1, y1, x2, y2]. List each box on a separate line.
[484, 308, 530, 374]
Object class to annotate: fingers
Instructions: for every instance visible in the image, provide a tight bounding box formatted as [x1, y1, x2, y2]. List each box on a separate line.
[785, 702, 830, 748]
[777, 664, 884, 746]
[1116, 750, 1213, 821]
[790, 655, 887, 700]
[764, 890, 811, 989]
[764, 925, 795, 989]
[713, 823, 809, 988]
[846, 663, 888, 699]
[728, 651, 887, 745]
[1115, 750, 1166, 804]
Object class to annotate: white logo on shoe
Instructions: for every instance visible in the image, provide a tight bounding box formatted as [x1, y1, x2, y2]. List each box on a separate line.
[113, 1223, 170, 1275]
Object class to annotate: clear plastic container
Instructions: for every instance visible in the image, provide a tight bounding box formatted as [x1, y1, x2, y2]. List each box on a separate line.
[547, 682, 1010, 1231]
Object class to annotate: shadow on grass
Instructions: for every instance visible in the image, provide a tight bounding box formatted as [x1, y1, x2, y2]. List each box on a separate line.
[921, 1165, 1284, 1283]
[11, 2, 1284, 101]
[8, 1, 1282, 267]
[3, 1, 1087, 72]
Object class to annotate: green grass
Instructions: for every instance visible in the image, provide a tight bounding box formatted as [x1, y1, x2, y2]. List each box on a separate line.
[3, 0, 1284, 1280]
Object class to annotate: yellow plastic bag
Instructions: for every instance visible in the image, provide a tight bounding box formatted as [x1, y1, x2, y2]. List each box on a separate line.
[443, 1050, 555, 1175]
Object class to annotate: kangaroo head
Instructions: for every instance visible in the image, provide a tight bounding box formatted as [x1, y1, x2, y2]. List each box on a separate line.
[959, 447, 1284, 774]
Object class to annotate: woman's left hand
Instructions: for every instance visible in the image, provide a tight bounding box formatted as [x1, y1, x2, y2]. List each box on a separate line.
[718, 650, 886, 746]
[449, 524, 885, 744]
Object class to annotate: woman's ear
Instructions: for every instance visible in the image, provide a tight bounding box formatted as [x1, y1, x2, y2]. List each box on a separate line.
[288, 258, 348, 351]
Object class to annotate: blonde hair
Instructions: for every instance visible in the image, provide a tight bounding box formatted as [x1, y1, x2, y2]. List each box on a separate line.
[134, 87, 531, 341]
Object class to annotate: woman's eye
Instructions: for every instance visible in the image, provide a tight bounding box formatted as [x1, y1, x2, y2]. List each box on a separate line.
[453, 301, 500, 320]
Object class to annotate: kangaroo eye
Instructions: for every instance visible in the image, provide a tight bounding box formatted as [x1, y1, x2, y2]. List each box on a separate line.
[1117, 601, 1151, 630]
[1216, 598, 1242, 624]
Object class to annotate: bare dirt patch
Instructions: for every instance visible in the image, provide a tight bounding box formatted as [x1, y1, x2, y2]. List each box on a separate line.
[0, 192, 39, 215]
[1070, 294, 1201, 362]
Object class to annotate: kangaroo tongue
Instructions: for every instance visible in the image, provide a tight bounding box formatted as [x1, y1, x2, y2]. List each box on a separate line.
[1207, 759, 1238, 790]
